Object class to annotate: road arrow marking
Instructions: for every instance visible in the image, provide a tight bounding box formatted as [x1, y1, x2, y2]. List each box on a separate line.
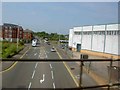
[40, 74, 45, 83]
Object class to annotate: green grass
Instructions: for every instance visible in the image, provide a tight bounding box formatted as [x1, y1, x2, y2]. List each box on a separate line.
[0, 42, 24, 58]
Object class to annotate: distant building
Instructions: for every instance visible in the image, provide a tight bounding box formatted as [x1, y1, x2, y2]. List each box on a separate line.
[23, 29, 33, 43]
[69, 23, 120, 59]
[1, 23, 23, 42]
[0, 25, 3, 41]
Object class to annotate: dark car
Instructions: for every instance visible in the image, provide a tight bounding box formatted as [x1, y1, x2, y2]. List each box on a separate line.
[47, 42, 50, 45]
[51, 47, 56, 52]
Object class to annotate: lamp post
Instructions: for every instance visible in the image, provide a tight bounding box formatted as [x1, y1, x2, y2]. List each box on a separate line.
[17, 26, 19, 52]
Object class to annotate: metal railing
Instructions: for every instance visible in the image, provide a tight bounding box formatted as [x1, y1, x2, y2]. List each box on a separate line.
[2, 59, 120, 90]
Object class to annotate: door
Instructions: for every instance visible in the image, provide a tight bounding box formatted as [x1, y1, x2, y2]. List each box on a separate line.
[77, 44, 81, 52]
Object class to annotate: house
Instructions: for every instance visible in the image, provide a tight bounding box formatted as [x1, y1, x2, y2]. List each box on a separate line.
[23, 29, 33, 43]
[2, 23, 23, 42]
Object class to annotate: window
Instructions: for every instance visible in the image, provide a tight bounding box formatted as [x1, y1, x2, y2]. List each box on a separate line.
[118, 30, 120, 35]
[74, 32, 80, 35]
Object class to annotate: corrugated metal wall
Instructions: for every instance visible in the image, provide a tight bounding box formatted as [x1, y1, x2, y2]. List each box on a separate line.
[69, 24, 119, 55]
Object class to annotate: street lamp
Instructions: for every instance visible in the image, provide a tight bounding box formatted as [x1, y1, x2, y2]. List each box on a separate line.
[17, 26, 19, 52]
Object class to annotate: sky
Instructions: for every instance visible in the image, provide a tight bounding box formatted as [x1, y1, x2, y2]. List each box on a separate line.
[2, 2, 118, 34]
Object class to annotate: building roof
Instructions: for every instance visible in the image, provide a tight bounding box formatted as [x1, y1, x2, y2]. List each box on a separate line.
[24, 29, 33, 33]
[3, 23, 18, 27]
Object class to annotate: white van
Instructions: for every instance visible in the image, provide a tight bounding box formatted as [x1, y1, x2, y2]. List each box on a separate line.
[32, 39, 37, 47]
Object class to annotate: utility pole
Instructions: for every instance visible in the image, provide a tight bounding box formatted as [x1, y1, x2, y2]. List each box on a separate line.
[17, 26, 19, 52]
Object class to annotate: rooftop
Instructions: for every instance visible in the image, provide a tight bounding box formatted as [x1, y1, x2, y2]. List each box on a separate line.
[24, 29, 33, 33]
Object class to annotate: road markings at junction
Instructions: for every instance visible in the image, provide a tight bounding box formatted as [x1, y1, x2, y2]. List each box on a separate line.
[28, 82, 32, 89]
[32, 70, 36, 79]
[40, 74, 45, 83]
[45, 52, 47, 58]
[53, 82, 56, 89]
[51, 71, 54, 79]
[20, 46, 31, 59]
[39, 55, 40, 58]
[54, 46, 79, 87]
[34, 53, 37, 56]
[49, 64, 52, 69]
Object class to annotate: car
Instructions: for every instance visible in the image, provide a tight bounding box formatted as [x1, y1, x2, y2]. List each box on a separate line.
[51, 47, 56, 52]
[47, 42, 50, 45]
[32, 39, 37, 47]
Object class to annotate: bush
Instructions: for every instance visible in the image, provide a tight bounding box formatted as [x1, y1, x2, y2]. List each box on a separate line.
[19, 40, 24, 45]
[2, 42, 24, 58]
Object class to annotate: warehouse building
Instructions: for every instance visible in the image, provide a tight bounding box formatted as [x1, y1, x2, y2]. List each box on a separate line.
[68, 23, 120, 59]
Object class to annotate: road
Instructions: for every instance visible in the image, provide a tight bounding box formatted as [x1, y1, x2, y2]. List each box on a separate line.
[2, 40, 105, 90]
[2, 42, 77, 89]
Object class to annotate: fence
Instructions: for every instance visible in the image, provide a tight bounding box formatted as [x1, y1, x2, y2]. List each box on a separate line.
[2, 59, 120, 90]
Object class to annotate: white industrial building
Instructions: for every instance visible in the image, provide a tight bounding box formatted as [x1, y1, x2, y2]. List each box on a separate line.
[69, 23, 120, 59]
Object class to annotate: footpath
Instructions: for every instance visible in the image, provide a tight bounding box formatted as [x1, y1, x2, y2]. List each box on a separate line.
[72, 51, 108, 85]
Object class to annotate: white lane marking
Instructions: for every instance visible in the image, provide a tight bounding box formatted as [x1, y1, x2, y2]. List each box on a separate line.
[39, 55, 40, 58]
[35, 47, 36, 49]
[49, 64, 52, 69]
[34, 53, 37, 56]
[28, 82, 32, 89]
[40, 74, 45, 83]
[32, 70, 36, 79]
[44, 52, 47, 58]
[46, 54, 47, 58]
[53, 82, 55, 89]
[35, 62, 38, 69]
[51, 71, 54, 79]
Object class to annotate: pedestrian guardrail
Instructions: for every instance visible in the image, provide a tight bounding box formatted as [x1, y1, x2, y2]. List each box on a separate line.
[2, 59, 120, 90]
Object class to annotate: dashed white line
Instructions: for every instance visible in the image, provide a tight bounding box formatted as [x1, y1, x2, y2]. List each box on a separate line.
[32, 70, 36, 79]
[35, 62, 38, 69]
[49, 64, 52, 69]
[28, 82, 32, 89]
[53, 82, 55, 89]
[51, 71, 54, 79]
[39, 55, 41, 57]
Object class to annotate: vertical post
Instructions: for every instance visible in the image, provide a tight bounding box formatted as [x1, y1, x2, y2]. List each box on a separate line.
[17, 26, 19, 52]
[79, 58, 83, 89]
[108, 59, 113, 90]
[81, 27, 83, 50]
[103, 24, 107, 53]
